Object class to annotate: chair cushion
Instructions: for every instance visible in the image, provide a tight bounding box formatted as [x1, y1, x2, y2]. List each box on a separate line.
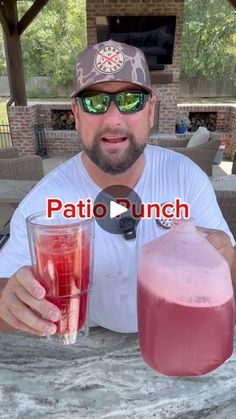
[0, 180, 37, 203]
[0, 233, 9, 249]
[186, 127, 210, 148]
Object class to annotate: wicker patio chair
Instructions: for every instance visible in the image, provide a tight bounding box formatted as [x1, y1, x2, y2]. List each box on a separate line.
[0, 147, 44, 181]
[149, 132, 219, 176]
[215, 190, 236, 239]
[0, 148, 44, 239]
[0, 147, 19, 159]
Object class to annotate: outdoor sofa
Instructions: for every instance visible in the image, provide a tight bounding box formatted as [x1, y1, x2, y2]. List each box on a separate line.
[149, 131, 219, 177]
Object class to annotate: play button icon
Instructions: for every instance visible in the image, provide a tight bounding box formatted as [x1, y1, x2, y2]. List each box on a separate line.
[110, 200, 128, 218]
[94, 184, 142, 237]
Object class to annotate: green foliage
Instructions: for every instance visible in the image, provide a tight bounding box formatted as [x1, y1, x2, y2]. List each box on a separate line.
[176, 115, 191, 128]
[11, 0, 86, 86]
[27, 89, 58, 99]
[19, 0, 86, 85]
[0, 30, 6, 75]
[181, 0, 236, 78]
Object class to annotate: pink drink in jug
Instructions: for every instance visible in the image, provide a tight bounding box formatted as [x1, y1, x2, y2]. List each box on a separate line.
[138, 219, 235, 376]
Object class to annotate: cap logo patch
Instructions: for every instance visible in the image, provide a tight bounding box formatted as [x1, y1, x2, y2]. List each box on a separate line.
[95, 45, 125, 74]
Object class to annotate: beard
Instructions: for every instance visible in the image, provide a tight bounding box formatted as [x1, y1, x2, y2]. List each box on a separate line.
[80, 127, 148, 175]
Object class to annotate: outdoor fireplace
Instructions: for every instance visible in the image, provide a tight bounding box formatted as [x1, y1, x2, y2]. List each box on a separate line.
[188, 111, 217, 132]
[86, 1, 184, 134]
[35, 104, 81, 156]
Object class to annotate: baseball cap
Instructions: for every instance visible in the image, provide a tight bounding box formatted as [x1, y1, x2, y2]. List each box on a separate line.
[71, 40, 152, 98]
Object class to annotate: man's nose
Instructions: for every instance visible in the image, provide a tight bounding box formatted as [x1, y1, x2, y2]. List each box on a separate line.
[102, 101, 123, 125]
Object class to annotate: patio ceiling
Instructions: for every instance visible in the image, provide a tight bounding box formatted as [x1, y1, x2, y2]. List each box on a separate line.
[228, 0, 236, 8]
[12, 0, 236, 8]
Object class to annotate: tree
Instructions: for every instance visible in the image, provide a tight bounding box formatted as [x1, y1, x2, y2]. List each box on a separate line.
[181, 0, 236, 78]
[0, 0, 86, 87]
[19, 0, 86, 86]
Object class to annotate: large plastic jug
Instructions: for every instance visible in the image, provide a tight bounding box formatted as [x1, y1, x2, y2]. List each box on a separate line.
[138, 218, 235, 376]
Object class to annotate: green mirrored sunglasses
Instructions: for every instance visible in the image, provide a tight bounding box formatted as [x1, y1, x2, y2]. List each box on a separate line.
[76, 90, 150, 114]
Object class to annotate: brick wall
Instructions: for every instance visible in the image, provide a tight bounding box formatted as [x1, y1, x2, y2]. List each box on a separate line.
[86, 0, 185, 133]
[7, 102, 236, 159]
[37, 104, 81, 156]
[8, 105, 38, 155]
[228, 106, 236, 160]
[7, 103, 80, 157]
[45, 130, 82, 156]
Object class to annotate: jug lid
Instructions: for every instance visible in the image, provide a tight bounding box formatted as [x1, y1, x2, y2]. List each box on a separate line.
[171, 218, 197, 233]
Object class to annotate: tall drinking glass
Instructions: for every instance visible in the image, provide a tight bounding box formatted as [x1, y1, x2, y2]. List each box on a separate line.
[27, 212, 94, 345]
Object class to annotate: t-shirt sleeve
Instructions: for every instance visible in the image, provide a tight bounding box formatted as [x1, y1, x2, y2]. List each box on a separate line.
[184, 165, 235, 246]
[0, 207, 31, 278]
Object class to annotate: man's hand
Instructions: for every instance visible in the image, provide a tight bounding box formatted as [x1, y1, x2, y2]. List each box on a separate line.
[197, 227, 236, 290]
[0, 267, 61, 335]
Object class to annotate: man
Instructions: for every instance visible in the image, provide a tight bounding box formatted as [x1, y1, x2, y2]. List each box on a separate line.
[0, 40, 235, 335]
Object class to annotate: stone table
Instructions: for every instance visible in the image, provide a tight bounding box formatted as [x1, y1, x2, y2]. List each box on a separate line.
[0, 327, 236, 419]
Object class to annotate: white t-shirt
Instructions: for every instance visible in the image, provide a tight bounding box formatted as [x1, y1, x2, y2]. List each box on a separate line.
[0, 145, 234, 332]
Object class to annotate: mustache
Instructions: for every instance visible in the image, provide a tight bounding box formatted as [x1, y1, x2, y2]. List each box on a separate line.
[94, 127, 134, 142]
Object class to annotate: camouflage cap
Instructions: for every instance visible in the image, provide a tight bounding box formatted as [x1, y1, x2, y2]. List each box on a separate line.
[71, 40, 152, 98]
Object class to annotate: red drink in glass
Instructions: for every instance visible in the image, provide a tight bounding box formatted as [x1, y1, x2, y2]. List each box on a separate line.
[35, 232, 91, 335]
[27, 213, 94, 345]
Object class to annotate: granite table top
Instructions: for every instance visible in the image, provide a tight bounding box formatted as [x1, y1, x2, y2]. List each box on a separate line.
[0, 327, 236, 419]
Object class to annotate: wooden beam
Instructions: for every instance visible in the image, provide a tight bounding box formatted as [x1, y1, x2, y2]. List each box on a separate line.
[0, 3, 12, 36]
[4, 33, 27, 105]
[18, 0, 50, 35]
[0, 0, 50, 105]
[4, 0, 27, 105]
[228, 0, 236, 8]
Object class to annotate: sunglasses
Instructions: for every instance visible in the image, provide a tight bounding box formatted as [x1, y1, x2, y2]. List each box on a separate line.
[76, 90, 150, 114]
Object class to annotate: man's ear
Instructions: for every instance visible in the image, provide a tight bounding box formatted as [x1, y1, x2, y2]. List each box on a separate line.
[149, 95, 157, 129]
[71, 99, 80, 131]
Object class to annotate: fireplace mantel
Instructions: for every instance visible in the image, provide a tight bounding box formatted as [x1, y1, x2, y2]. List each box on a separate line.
[150, 71, 173, 85]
